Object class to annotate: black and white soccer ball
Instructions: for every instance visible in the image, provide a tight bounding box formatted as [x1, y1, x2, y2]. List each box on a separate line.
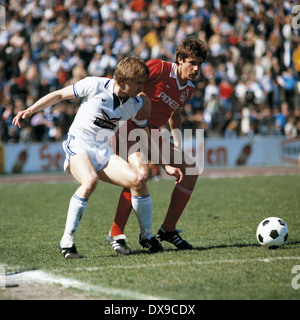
[256, 217, 288, 249]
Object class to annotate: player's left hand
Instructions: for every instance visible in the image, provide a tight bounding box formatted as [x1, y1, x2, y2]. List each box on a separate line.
[164, 165, 183, 184]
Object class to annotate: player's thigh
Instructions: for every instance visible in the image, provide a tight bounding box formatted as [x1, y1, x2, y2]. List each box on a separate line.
[97, 154, 143, 189]
[127, 140, 149, 180]
[69, 153, 98, 186]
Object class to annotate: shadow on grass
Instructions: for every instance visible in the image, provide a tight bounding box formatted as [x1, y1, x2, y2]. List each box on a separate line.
[116, 242, 260, 256]
[167, 239, 300, 252]
[195, 242, 260, 251]
[94, 240, 300, 257]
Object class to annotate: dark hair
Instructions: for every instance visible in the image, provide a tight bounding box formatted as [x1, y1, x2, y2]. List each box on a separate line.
[114, 56, 149, 83]
[175, 37, 208, 65]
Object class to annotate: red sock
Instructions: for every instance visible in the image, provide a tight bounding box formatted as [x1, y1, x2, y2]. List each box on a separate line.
[162, 184, 193, 232]
[110, 188, 132, 237]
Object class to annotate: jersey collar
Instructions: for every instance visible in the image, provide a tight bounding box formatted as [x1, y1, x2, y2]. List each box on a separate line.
[170, 63, 190, 91]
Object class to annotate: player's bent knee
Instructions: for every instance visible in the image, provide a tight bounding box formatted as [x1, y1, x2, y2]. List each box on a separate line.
[130, 173, 146, 191]
[141, 167, 150, 182]
[83, 175, 99, 194]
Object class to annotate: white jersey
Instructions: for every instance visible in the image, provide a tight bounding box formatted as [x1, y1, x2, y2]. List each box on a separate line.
[69, 76, 147, 141]
[63, 76, 147, 172]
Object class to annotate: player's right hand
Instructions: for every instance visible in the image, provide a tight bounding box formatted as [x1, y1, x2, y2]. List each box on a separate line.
[12, 109, 33, 128]
[164, 165, 183, 184]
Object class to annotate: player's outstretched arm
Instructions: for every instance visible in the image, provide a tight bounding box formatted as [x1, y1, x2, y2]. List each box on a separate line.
[13, 85, 75, 128]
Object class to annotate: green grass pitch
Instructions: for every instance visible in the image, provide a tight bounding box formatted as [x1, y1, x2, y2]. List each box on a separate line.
[0, 174, 300, 300]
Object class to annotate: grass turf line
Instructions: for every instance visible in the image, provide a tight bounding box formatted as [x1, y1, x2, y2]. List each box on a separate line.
[0, 175, 300, 299]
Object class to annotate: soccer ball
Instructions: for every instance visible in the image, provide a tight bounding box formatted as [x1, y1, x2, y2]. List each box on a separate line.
[256, 217, 288, 249]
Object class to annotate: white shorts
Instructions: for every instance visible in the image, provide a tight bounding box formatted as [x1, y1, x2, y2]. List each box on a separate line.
[62, 134, 114, 172]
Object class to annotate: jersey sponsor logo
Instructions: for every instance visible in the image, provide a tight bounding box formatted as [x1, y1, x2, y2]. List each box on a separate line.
[94, 109, 122, 130]
[94, 117, 116, 130]
[158, 91, 180, 110]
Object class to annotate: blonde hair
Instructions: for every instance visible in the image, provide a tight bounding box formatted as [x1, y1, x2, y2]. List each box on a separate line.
[114, 56, 149, 83]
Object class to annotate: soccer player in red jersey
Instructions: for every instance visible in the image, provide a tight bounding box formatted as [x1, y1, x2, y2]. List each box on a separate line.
[107, 37, 208, 254]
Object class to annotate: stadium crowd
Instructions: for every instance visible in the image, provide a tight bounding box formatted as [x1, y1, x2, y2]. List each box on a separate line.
[0, 0, 300, 144]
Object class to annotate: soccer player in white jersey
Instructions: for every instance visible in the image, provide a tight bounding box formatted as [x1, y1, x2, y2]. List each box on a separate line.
[13, 57, 182, 258]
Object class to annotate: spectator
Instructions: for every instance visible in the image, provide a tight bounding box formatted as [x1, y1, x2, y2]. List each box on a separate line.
[30, 111, 46, 142]
[224, 120, 238, 139]
[0, 0, 299, 143]
[204, 79, 219, 106]
[96, 45, 118, 77]
[219, 77, 234, 112]
[203, 93, 219, 131]
[261, 69, 274, 109]
[273, 102, 289, 136]
[284, 117, 297, 138]
[234, 78, 247, 108]
[296, 119, 300, 137]
[292, 42, 300, 93]
[259, 108, 273, 136]
[189, 87, 204, 112]
[279, 68, 297, 113]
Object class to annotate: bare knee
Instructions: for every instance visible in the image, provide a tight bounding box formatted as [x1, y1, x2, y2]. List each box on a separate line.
[130, 172, 147, 193]
[139, 166, 150, 182]
[82, 174, 99, 196]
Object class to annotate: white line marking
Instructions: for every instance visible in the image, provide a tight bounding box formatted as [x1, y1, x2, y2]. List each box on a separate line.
[7, 270, 167, 300]
[68, 256, 300, 272]
[6, 256, 300, 299]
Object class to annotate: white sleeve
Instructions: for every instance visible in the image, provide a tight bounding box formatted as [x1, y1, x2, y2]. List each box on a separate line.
[72, 77, 100, 99]
[132, 119, 148, 128]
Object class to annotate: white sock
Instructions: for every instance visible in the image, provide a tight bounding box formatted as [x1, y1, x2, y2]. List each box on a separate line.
[131, 193, 153, 240]
[60, 194, 88, 248]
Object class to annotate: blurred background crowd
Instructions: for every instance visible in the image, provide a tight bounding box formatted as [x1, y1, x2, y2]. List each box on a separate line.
[0, 0, 300, 144]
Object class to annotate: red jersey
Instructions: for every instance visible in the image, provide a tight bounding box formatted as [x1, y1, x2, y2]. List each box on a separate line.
[144, 59, 195, 129]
